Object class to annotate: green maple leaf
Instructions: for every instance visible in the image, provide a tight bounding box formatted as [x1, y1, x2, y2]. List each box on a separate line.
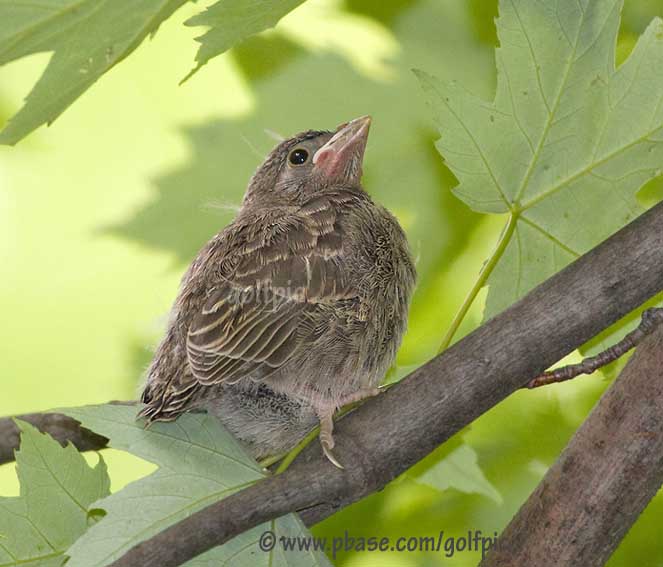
[416, 0, 663, 347]
[184, 0, 306, 81]
[0, 0, 309, 145]
[0, 0, 190, 145]
[0, 420, 110, 567]
[62, 404, 331, 567]
[410, 443, 502, 505]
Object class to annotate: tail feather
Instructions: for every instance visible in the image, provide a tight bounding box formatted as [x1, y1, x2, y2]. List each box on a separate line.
[138, 378, 201, 423]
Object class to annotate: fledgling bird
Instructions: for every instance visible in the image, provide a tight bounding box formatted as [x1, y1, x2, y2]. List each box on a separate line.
[139, 116, 416, 467]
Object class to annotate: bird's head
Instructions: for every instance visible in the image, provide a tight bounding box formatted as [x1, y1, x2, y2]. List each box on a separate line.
[243, 116, 371, 207]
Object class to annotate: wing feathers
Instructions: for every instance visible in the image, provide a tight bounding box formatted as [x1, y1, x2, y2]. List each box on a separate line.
[185, 191, 360, 386]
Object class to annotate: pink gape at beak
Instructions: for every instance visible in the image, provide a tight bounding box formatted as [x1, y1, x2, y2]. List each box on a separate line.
[313, 116, 371, 183]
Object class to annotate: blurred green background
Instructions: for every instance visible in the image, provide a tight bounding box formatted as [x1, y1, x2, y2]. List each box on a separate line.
[1, 1, 662, 565]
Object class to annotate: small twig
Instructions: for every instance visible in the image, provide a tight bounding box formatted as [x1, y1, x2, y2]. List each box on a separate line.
[527, 307, 663, 388]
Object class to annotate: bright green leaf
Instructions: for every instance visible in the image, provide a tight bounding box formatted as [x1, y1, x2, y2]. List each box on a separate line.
[62, 404, 331, 567]
[410, 443, 502, 504]
[184, 0, 306, 81]
[0, 0, 189, 145]
[417, 0, 663, 324]
[0, 420, 110, 567]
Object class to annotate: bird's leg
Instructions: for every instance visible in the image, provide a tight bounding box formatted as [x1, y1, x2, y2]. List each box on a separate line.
[317, 409, 344, 469]
[315, 388, 382, 469]
[526, 307, 663, 389]
[336, 387, 382, 408]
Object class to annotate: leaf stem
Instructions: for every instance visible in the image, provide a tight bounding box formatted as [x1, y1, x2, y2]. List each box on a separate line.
[437, 213, 518, 353]
[275, 426, 321, 474]
[258, 452, 289, 469]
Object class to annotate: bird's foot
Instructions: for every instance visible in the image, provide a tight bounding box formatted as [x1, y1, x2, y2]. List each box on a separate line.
[315, 388, 382, 469]
[337, 387, 381, 408]
[318, 411, 344, 469]
[321, 438, 344, 469]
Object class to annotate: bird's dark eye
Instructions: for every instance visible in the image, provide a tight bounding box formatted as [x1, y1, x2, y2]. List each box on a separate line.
[288, 148, 309, 165]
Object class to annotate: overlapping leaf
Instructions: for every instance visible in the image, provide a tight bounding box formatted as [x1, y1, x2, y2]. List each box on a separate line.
[417, 0, 663, 322]
[62, 404, 331, 567]
[410, 443, 502, 504]
[0, 0, 310, 145]
[0, 0, 189, 145]
[184, 0, 306, 80]
[0, 420, 110, 567]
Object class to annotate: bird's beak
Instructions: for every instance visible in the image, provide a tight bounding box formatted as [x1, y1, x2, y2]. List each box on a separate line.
[313, 116, 371, 183]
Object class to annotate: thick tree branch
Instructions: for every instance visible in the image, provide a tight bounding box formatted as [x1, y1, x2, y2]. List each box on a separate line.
[103, 202, 663, 566]
[482, 324, 663, 566]
[1, 202, 662, 566]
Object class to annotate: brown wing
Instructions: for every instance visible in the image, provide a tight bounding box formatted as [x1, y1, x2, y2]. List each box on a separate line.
[186, 192, 357, 386]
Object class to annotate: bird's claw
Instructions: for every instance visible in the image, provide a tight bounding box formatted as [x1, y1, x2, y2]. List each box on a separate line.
[321, 439, 344, 469]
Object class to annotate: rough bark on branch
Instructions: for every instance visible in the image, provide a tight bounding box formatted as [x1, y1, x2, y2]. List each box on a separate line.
[482, 324, 663, 567]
